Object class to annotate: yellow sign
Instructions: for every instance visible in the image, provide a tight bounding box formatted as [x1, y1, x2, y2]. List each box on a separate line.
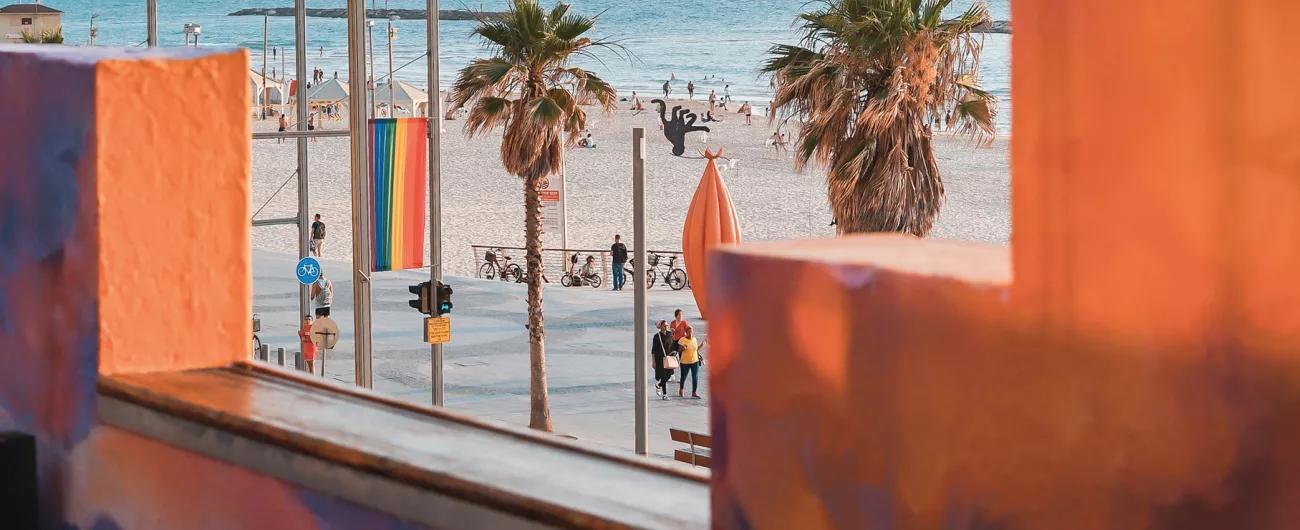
[424, 316, 451, 344]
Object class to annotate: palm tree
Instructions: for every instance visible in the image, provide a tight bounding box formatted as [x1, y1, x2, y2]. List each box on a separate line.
[452, 0, 617, 431]
[763, 0, 996, 236]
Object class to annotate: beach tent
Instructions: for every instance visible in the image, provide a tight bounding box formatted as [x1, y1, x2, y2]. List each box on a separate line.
[306, 78, 350, 107]
[371, 80, 430, 117]
[248, 70, 286, 106]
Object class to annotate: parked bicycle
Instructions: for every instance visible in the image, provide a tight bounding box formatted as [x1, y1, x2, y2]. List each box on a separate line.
[251, 314, 262, 358]
[479, 248, 523, 282]
[623, 258, 656, 290]
[561, 253, 603, 288]
[648, 253, 689, 290]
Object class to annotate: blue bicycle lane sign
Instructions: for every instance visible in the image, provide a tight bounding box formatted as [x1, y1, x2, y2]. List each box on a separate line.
[296, 256, 322, 285]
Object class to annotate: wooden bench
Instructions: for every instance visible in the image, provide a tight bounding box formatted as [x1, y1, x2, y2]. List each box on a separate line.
[670, 428, 712, 468]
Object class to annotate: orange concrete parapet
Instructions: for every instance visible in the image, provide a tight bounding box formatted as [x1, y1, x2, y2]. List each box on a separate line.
[0, 46, 251, 384]
[93, 49, 251, 374]
[707, 0, 1300, 526]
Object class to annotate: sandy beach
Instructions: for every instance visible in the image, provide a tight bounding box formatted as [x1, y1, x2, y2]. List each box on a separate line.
[250, 97, 1009, 276]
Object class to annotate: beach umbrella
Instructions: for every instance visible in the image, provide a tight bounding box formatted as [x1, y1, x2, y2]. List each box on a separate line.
[306, 78, 350, 107]
[371, 80, 430, 117]
[681, 148, 742, 319]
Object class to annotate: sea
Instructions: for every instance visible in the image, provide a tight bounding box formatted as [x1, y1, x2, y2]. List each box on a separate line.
[47, 0, 1012, 131]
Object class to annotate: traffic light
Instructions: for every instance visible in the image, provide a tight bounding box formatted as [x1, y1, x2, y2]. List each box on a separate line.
[407, 281, 432, 315]
[435, 281, 453, 315]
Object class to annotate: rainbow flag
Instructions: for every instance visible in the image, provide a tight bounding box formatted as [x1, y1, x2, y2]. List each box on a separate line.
[369, 118, 428, 272]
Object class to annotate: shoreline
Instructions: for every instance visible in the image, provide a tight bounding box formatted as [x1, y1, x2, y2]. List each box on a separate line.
[250, 97, 1009, 276]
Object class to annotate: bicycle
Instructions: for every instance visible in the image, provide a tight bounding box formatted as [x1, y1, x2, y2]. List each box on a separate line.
[623, 258, 655, 290]
[560, 253, 603, 288]
[648, 253, 689, 290]
[251, 314, 262, 359]
[478, 248, 523, 282]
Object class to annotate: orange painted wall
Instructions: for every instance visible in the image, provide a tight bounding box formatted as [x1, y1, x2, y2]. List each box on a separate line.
[95, 51, 251, 374]
[709, 0, 1300, 528]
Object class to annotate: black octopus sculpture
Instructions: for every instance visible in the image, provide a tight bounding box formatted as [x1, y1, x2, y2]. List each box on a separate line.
[651, 99, 709, 156]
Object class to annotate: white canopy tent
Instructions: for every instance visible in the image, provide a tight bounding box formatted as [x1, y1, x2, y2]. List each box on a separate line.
[248, 70, 286, 106]
[371, 80, 430, 117]
[306, 78, 350, 107]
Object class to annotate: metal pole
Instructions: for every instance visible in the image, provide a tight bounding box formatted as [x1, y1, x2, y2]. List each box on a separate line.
[348, 0, 375, 388]
[632, 127, 648, 456]
[261, 15, 268, 120]
[368, 20, 376, 118]
[427, 0, 444, 407]
[145, 0, 156, 47]
[387, 19, 395, 116]
[295, 0, 312, 323]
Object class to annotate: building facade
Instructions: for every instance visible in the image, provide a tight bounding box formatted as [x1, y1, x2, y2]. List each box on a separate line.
[0, 3, 61, 44]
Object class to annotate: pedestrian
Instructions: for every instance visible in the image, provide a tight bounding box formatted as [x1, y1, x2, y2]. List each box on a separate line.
[278, 114, 288, 143]
[307, 113, 317, 142]
[311, 272, 334, 317]
[299, 314, 317, 374]
[677, 326, 704, 398]
[724, 84, 731, 103]
[743, 102, 753, 125]
[670, 309, 690, 341]
[662, 80, 670, 98]
[687, 80, 695, 100]
[311, 213, 326, 257]
[319, 46, 324, 57]
[651, 320, 677, 399]
[709, 89, 717, 110]
[610, 234, 628, 291]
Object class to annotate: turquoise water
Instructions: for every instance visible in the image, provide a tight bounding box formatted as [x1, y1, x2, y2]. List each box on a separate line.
[48, 0, 1011, 130]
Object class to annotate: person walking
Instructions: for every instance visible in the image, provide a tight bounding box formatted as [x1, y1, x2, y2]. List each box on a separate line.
[610, 234, 628, 291]
[277, 114, 288, 143]
[311, 272, 334, 317]
[662, 80, 670, 98]
[677, 327, 704, 398]
[650, 320, 677, 399]
[311, 213, 326, 257]
[299, 314, 317, 374]
[687, 80, 695, 100]
[670, 309, 690, 341]
[724, 84, 731, 103]
[708, 90, 717, 110]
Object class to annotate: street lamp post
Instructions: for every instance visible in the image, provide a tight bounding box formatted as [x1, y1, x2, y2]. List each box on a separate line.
[387, 15, 396, 116]
[368, 19, 376, 119]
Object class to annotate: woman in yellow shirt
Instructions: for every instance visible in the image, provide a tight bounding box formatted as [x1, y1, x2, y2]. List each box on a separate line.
[677, 327, 704, 399]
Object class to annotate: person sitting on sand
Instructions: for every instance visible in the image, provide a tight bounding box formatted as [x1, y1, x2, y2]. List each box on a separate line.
[630, 91, 645, 113]
[701, 110, 723, 123]
[578, 133, 597, 149]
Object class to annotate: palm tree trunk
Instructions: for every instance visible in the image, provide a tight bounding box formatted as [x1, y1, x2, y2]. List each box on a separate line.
[524, 173, 552, 431]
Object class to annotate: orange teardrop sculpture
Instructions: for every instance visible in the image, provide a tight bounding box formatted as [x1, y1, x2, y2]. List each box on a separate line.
[682, 148, 742, 319]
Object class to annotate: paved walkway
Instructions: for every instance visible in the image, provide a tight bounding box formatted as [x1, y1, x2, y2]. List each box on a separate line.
[253, 250, 709, 464]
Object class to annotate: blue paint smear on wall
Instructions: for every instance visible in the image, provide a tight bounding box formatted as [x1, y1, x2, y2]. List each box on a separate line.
[297, 488, 428, 530]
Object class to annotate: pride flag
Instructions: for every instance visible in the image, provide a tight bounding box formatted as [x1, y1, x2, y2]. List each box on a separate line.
[368, 118, 428, 272]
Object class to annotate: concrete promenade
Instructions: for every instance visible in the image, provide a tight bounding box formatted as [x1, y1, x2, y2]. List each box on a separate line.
[253, 250, 709, 463]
